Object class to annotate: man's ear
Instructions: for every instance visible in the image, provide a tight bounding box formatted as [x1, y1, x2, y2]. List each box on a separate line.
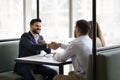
[77, 28, 80, 33]
[77, 29, 81, 36]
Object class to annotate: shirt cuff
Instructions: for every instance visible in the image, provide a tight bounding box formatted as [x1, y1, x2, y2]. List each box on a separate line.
[46, 44, 49, 48]
[61, 44, 68, 49]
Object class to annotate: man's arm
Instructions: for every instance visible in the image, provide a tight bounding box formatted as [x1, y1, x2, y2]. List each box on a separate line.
[20, 33, 47, 55]
[38, 36, 51, 53]
[53, 43, 77, 62]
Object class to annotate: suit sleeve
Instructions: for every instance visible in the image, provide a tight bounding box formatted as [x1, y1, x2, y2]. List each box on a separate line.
[43, 47, 51, 54]
[20, 33, 47, 55]
[39, 35, 51, 53]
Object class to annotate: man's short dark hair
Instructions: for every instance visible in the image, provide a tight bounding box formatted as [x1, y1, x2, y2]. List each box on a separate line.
[30, 18, 42, 26]
[76, 19, 90, 35]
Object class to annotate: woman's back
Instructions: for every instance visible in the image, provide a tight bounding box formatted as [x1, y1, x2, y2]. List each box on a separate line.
[88, 21, 106, 47]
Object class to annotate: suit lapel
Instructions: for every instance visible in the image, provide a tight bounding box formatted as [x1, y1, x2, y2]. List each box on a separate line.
[28, 31, 37, 44]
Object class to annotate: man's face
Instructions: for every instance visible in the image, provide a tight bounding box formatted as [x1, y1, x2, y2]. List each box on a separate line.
[74, 26, 78, 38]
[31, 22, 41, 34]
[74, 26, 80, 38]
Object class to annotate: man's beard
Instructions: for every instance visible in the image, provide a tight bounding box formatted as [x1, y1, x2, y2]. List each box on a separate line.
[32, 29, 40, 34]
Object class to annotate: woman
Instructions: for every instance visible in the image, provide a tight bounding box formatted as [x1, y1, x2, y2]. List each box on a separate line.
[88, 21, 106, 47]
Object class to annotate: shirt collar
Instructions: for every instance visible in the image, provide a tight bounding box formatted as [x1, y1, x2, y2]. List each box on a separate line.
[77, 35, 89, 39]
[30, 31, 39, 38]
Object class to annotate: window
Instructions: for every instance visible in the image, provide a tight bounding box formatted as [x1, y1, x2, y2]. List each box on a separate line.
[0, 0, 23, 39]
[72, 0, 92, 37]
[77, 0, 92, 20]
[96, 0, 120, 45]
[77, 0, 120, 45]
[39, 0, 70, 74]
[25, 0, 37, 32]
[39, 0, 69, 43]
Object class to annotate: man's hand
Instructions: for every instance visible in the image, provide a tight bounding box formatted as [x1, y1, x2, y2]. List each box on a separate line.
[39, 40, 46, 44]
[48, 42, 61, 50]
[53, 53, 57, 57]
[51, 42, 61, 50]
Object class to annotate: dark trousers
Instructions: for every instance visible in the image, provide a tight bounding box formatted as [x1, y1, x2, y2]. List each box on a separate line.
[16, 64, 58, 80]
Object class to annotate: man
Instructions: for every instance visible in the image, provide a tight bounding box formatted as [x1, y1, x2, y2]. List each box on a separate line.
[14, 18, 57, 80]
[53, 20, 92, 80]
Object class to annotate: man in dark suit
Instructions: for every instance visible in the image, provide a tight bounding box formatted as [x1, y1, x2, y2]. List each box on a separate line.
[14, 18, 57, 80]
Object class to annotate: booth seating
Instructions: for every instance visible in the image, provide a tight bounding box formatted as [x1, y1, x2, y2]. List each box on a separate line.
[87, 46, 120, 80]
[1, 40, 120, 80]
[0, 40, 57, 80]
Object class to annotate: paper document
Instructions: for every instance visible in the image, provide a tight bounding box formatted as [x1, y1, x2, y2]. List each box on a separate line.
[38, 53, 53, 58]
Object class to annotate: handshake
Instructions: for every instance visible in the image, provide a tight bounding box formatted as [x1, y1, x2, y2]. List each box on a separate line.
[48, 42, 61, 50]
[39, 40, 61, 50]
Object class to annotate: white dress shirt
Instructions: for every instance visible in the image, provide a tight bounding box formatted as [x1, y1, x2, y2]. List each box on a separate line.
[30, 31, 39, 44]
[53, 35, 92, 77]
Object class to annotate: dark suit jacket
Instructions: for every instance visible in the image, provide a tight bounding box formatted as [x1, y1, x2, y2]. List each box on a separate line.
[14, 31, 51, 72]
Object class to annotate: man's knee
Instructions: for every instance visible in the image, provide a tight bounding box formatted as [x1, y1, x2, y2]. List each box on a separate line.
[69, 71, 75, 75]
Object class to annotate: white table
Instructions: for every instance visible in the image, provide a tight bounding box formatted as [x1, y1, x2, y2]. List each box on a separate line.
[15, 54, 72, 74]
